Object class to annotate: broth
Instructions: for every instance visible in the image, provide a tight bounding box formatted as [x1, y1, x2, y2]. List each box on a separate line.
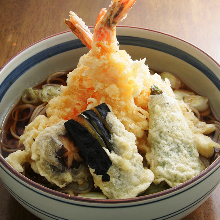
[1, 70, 69, 158]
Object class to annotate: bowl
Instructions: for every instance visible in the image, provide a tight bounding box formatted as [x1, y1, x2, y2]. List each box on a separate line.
[0, 26, 220, 220]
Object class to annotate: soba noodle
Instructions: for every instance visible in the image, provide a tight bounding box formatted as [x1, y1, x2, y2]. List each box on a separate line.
[1, 70, 69, 157]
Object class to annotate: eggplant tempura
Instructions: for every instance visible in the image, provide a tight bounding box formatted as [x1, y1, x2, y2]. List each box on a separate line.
[5, 0, 220, 199]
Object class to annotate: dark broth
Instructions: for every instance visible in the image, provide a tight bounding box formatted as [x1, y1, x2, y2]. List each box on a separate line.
[1, 71, 69, 158]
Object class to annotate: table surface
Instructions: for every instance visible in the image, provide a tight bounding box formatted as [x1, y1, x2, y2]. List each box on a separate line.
[1, 0, 220, 219]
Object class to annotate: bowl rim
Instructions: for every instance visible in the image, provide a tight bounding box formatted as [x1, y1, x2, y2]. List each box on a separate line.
[0, 25, 220, 205]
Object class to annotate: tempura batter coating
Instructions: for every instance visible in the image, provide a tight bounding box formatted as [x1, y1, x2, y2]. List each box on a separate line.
[30, 121, 91, 188]
[91, 112, 154, 199]
[6, 115, 50, 172]
[146, 93, 205, 187]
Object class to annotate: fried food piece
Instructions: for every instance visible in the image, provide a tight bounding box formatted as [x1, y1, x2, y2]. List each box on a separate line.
[47, 0, 150, 141]
[91, 111, 154, 199]
[146, 90, 205, 187]
[30, 121, 92, 189]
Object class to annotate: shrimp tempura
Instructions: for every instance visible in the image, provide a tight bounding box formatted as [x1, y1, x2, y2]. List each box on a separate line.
[48, 0, 150, 139]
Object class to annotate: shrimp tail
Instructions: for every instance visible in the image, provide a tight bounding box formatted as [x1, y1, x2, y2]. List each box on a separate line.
[95, 8, 107, 27]
[65, 11, 93, 49]
[106, 0, 136, 28]
[65, 0, 136, 49]
[93, 0, 136, 44]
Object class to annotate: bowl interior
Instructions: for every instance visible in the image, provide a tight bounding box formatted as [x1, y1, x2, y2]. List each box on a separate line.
[0, 26, 220, 203]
